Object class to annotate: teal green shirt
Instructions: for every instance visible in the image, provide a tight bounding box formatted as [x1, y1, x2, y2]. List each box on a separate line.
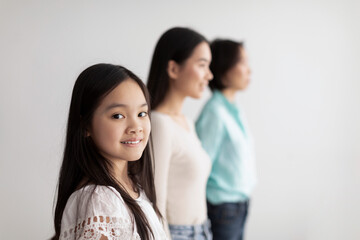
[196, 91, 257, 204]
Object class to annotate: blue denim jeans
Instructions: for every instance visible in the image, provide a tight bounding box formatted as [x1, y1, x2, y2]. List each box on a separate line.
[169, 219, 212, 240]
[207, 200, 249, 240]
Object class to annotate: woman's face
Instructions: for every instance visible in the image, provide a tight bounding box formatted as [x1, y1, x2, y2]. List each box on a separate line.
[223, 47, 251, 91]
[88, 79, 150, 164]
[171, 41, 213, 99]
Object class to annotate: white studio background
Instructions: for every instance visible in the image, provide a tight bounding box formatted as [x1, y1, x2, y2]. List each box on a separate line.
[1, 0, 359, 239]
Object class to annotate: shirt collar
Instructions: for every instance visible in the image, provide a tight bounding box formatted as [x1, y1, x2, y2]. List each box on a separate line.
[213, 90, 240, 115]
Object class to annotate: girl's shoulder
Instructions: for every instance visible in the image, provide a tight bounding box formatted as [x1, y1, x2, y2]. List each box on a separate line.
[60, 185, 138, 240]
[63, 185, 130, 221]
[72, 185, 123, 203]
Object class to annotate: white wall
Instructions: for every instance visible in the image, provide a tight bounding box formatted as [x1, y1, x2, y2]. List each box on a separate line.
[1, 0, 359, 239]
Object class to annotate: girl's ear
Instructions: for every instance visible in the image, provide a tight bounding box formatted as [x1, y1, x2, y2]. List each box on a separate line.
[85, 125, 91, 137]
[81, 117, 91, 137]
[167, 60, 180, 79]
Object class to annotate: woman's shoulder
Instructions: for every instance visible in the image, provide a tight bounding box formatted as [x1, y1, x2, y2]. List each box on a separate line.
[198, 101, 227, 123]
[202, 96, 227, 115]
[151, 111, 174, 132]
[151, 111, 172, 122]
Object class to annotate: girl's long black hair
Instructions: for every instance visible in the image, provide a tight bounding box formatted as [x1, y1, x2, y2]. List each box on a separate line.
[52, 63, 160, 240]
[147, 27, 207, 109]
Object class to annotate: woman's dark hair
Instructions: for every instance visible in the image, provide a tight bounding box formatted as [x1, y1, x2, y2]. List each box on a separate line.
[52, 63, 160, 240]
[209, 39, 244, 91]
[147, 27, 207, 109]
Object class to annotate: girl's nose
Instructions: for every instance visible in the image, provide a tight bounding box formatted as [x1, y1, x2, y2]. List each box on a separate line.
[126, 119, 143, 134]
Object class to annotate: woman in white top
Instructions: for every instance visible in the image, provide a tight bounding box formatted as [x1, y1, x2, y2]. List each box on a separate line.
[147, 27, 213, 240]
[52, 64, 167, 240]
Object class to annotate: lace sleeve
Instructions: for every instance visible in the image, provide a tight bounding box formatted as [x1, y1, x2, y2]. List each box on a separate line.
[60, 186, 140, 240]
[60, 215, 140, 240]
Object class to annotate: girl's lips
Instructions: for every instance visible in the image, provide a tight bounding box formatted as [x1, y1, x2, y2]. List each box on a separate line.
[120, 139, 143, 147]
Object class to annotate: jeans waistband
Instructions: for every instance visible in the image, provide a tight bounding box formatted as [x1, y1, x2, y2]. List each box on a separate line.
[169, 219, 211, 235]
[208, 199, 250, 207]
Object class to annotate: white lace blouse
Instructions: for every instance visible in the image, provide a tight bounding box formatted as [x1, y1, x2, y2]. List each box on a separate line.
[59, 185, 167, 240]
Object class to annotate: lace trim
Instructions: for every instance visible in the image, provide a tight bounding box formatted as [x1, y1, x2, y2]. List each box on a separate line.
[60, 215, 140, 240]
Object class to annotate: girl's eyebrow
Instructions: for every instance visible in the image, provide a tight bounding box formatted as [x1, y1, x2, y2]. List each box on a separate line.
[197, 58, 210, 63]
[105, 103, 148, 111]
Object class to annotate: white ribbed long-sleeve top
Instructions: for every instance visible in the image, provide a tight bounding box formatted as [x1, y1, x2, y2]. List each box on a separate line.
[151, 111, 211, 226]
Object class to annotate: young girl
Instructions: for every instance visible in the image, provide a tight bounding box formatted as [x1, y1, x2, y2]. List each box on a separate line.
[52, 64, 167, 240]
[147, 27, 213, 240]
[196, 39, 257, 240]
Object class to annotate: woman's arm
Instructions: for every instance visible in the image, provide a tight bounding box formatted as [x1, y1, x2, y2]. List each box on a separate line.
[150, 115, 173, 236]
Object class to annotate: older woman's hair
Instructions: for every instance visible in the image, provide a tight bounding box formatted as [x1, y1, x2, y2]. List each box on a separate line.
[209, 39, 244, 91]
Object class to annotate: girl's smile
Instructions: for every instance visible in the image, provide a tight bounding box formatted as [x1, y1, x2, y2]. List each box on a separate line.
[120, 138, 143, 146]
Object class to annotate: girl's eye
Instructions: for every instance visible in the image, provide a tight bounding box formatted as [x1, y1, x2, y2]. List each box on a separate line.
[112, 114, 124, 119]
[138, 111, 148, 117]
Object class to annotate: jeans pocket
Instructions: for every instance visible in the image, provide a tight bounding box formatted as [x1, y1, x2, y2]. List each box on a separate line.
[218, 203, 240, 225]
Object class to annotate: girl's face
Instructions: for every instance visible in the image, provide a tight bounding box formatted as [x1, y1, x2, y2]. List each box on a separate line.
[223, 47, 251, 91]
[171, 41, 213, 99]
[88, 79, 150, 163]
